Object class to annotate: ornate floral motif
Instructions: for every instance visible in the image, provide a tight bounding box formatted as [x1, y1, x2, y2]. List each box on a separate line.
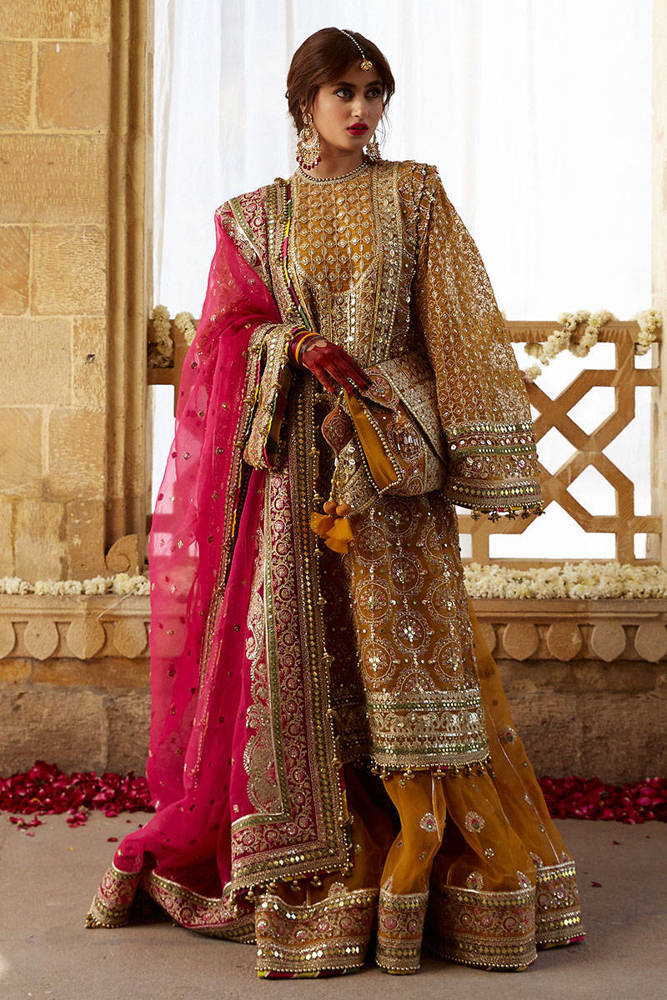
[376, 888, 429, 974]
[466, 871, 484, 890]
[419, 812, 438, 833]
[516, 870, 532, 889]
[464, 810, 485, 833]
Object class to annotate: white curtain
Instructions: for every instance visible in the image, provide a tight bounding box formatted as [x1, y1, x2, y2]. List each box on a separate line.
[152, 0, 653, 559]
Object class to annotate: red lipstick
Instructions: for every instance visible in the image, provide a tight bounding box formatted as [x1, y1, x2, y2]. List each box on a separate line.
[347, 124, 368, 134]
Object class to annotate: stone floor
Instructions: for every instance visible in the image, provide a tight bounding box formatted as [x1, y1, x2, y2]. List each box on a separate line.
[0, 812, 664, 1000]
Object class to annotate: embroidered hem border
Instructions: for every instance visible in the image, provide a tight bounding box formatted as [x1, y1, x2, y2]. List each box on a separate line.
[255, 888, 378, 976]
[424, 883, 537, 970]
[535, 860, 585, 946]
[375, 888, 429, 974]
[85, 862, 256, 941]
[85, 862, 142, 928]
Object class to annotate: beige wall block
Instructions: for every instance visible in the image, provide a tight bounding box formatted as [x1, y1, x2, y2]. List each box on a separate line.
[0, 688, 107, 774]
[37, 42, 110, 129]
[0, 227, 30, 313]
[47, 407, 105, 499]
[14, 499, 66, 580]
[72, 317, 106, 409]
[32, 225, 105, 315]
[0, 135, 107, 224]
[0, 41, 32, 130]
[31, 656, 149, 689]
[0, 501, 13, 575]
[65, 499, 106, 577]
[0, 317, 71, 404]
[0, 1, 109, 40]
[0, 659, 29, 684]
[0, 408, 42, 495]
[105, 691, 150, 773]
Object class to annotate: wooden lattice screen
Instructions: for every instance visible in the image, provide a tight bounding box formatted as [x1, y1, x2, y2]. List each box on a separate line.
[148, 319, 661, 566]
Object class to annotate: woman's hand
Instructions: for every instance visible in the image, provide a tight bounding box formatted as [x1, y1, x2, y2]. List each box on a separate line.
[300, 336, 371, 396]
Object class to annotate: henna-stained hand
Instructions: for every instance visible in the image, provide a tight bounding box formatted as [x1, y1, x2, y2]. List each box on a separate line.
[299, 336, 371, 395]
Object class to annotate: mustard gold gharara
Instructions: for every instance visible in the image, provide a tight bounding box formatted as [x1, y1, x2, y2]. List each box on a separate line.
[86, 159, 583, 977]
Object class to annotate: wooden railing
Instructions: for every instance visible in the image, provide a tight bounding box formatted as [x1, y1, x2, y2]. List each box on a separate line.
[148, 319, 661, 566]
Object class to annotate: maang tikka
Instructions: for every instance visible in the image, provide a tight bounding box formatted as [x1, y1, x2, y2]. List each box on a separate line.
[296, 30, 383, 170]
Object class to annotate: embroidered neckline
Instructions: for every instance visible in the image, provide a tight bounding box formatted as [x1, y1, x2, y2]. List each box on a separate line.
[294, 159, 372, 184]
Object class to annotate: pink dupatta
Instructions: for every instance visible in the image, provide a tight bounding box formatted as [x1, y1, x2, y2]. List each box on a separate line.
[112, 208, 282, 897]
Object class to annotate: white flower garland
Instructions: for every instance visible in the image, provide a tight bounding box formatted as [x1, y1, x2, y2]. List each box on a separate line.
[522, 308, 662, 381]
[463, 560, 667, 600]
[173, 311, 197, 346]
[0, 564, 665, 600]
[0, 574, 149, 597]
[147, 304, 174, 367]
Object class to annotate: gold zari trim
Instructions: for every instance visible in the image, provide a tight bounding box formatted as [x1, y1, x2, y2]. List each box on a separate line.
[376, 888, 429, 974]
[425, 883, 537, 970]
[535, 860, 585, 946]
[255, 888, 378, 976]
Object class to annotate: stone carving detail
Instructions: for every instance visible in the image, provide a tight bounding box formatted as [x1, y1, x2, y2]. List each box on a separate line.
[105, 534, 141, 575]
[66, 618, 106, 659]
[112, 619, 148, 658]
[0, 621, 16, 658]
[23, 619, 60, 660]
[502, 623, 539, 661]
[634, 622, 667, 663]
[545, 622, 583, 661]
[477, 622, 497, 654]
[590, 623, 627, 662]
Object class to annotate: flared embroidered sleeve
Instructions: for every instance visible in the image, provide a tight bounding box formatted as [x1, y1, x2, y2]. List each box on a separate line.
[410, 164, 543, 520]
[215, 195, 301, 471]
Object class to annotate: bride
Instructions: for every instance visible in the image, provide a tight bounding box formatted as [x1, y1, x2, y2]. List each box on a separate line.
[86, 26, 584, 978]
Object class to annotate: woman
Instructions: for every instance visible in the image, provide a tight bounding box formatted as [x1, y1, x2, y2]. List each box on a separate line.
[86, 27, 584, 977]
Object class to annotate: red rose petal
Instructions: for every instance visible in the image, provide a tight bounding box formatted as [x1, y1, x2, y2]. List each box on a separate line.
[2, 762, 665, 836]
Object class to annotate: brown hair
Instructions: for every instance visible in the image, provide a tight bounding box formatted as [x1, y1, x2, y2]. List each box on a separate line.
[285, 27, 395, 134]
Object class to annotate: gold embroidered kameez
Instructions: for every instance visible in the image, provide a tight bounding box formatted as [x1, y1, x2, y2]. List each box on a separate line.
[240, 159, 584, 975]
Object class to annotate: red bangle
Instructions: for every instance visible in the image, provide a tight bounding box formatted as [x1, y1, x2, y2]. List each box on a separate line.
[288, 327, 310, 365]
[294, 331, 321, 367]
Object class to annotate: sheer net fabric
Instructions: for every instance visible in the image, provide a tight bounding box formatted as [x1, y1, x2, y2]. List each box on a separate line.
[86, 159, 583, 977]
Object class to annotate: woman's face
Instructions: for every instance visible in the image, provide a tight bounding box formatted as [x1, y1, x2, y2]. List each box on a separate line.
[302, 61, 384, 156]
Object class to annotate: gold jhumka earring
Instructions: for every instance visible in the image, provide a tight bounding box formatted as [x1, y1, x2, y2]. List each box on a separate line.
[364, 131, 382, 162]
[337, 29, 383, 163]
[296, 111, 321, 169]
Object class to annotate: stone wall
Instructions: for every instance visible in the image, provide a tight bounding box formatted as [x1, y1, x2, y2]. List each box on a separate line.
[0, 1, 151, 580]
[0, 595, 664, 782]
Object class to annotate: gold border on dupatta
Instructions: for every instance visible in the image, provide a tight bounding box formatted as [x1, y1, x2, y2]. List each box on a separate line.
[218, 179, 353, 894]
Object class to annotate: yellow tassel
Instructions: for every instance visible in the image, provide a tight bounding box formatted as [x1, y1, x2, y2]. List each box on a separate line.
[323, 515, 353, 553]
[310, 511, 335, 538]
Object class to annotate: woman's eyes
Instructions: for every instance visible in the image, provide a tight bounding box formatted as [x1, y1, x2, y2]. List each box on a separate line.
[334, 87, 382, 99]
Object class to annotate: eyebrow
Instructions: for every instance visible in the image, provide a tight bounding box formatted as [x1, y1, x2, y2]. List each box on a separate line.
[331, 79, 383, 89]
